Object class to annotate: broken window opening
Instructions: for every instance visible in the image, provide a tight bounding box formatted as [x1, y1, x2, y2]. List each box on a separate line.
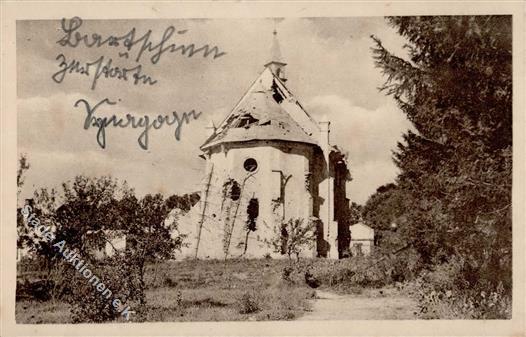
[305, 172, 312, 193]
[271, 79, 285, 104]
[243, 198, 259, 254]
[223, 178, 241, 201]
[246, 198, 259, 231]
[230, 182, 241, 201]
[231, 112, 259, 129]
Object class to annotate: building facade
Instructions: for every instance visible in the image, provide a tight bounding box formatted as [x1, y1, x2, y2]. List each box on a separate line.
[175, 31, 351, 259]
[349, 222, 375, 256]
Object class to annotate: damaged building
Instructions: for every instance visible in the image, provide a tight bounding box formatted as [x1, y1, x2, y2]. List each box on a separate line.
[174, 30, 351, 259]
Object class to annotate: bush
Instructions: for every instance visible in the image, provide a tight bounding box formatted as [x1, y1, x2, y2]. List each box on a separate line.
[16, 279, 54, 302]
[70, 286, 121, 323]
[282, 266, 294, 283]
[237, 291, 261, 314]
[307, 249, 421, 292]
[65, 255, 140, 323]
[163, 276, 178, 288]
[403, 257, 512, 319]
[271, 218, 316, 259]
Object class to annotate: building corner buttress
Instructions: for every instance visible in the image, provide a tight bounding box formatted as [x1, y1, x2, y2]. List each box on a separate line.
[318, 115, 338, 259]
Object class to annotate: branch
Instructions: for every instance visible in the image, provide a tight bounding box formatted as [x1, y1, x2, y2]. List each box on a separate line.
[465, 177, 511, 188]
[479, 203, 511, 216]
[101, 235, 119, 253]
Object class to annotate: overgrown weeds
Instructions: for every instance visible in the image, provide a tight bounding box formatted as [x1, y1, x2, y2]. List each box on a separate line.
[17, 258, 313, 322]
[402, 256, 511, 319]
[237, 291, 261, 314]
[299, 249, 421, 293]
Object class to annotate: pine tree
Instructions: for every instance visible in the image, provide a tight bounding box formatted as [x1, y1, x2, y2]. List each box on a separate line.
[372, 16, 512, 291]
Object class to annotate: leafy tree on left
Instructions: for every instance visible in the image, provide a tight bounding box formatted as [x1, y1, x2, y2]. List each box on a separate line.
[17, 156, 185, 321]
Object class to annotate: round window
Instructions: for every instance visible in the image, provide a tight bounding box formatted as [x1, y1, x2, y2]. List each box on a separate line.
[243, 158, 258, 172]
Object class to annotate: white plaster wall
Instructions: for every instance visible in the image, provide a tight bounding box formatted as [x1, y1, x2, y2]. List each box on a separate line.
[192, 141, 316, 259]
[350, 223, 375, 241]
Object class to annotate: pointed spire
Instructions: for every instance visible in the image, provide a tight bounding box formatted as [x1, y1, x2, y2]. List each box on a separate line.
[270, 29, 284, 64]
[264, 29, 287, 81]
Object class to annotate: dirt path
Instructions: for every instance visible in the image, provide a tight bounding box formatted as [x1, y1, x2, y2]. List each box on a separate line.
[299, 288, 417, 320]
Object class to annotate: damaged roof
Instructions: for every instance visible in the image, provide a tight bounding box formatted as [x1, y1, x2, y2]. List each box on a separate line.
[201, 67, 320, 150]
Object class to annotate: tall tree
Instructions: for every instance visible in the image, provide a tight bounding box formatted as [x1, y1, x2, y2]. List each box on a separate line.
[17, 154, 32, 252]
[17, 154, 30, 196]
[362, 183, 404, 231]
[124, 193, 183, 308]
[372, 16, 512, 290]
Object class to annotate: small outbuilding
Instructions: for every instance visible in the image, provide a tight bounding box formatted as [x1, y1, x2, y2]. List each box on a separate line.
[349, 222, 374, 256]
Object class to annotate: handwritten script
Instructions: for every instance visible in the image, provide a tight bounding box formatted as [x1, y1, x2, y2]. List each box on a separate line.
[52, 16, 227, 89]
[75, 97, 202, 150]
[53, 53, 157, 90]
[50, 17, 221, 150]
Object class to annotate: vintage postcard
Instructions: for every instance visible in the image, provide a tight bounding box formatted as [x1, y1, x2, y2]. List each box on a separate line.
[1, 1, 525, 336]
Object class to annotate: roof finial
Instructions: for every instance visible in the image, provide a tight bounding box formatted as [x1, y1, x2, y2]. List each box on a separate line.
[265, 26, 287, 80]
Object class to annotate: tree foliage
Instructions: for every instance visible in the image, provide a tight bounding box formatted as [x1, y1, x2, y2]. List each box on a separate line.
[371, 16, 512, 296]
[17, 173, 187, 321]
[347, 202, 364, 226]
[272, 218, 316, 260]
[17, 154, 32, 252]
[17, 154, 30, 195]
[165, 192, 200, 213]
[362, 183, 405, 231]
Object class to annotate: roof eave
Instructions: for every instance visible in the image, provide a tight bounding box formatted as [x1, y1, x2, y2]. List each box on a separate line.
[264, 61, 287, 67]
[200, 138, 320, 152]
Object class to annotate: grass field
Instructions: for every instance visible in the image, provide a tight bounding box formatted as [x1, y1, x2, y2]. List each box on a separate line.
[16, 258, 316, 323]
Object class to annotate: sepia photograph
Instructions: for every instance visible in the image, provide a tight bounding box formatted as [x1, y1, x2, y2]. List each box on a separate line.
[1, 2, 523, 335]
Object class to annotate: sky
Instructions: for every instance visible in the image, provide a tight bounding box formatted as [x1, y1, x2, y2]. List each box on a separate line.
[17, 17, 413, 205]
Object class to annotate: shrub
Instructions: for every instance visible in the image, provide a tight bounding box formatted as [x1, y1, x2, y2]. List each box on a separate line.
[282, 265, 294, 283]
[65, 254, 140, 323]
[163, 276, 178, 288]
[403, 257, 512, 319]
[308, 254, 399, 291]
[271, 218, 316, 260]
[237, 291, 261, 314]
[70, 285, 121, 323]
[16, 279, 54, 302]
